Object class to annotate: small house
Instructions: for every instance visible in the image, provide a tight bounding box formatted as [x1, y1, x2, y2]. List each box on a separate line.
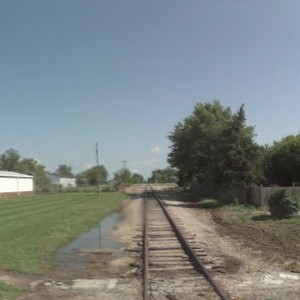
[0, 171, 34, 197]
[47, 174, 77, 188]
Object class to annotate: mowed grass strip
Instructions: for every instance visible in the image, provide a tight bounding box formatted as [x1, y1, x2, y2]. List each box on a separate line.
[0, 195, 77, 215]
[0, 192, 126, 274]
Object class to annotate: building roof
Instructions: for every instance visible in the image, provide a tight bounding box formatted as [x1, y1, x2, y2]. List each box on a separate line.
[0, 171, 33, 178]
[47, 173, 75, 179]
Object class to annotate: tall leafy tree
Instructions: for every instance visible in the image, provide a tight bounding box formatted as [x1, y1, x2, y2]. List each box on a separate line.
[131, 173, 144, 183]
[113, 169, 144, 184]
[149, 167, 178, 183]
[113, 168, 132, 184]
[265, 134, 300, 185]
[0, 148, 21, 171]
[19, 158, 50, 190]
[168, 101, 263, 189]
[55, 165, 74, 177]
[0, 148, 50, 190]
[76, 165, 109, 185]
[168, 101, 232, 186]
[217, 105, 265, 188]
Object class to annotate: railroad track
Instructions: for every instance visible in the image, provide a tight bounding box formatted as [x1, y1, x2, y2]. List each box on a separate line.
[142, 185, 230, 300]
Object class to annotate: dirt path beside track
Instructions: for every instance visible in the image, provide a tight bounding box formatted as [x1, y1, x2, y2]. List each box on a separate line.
[165, 197, 300, 299]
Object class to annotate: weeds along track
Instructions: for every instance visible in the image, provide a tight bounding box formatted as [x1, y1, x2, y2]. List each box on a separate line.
[141, 185, 230, 300]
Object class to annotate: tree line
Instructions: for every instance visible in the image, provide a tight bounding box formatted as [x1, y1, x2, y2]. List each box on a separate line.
[0, 149, 50, 190]
[148, 167, 178, 183]
[0, 149, 144, 190]
[168, 100, 300, 192]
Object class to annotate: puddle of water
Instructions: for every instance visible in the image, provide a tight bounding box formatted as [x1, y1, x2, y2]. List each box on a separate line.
[55, 212, 123, 269]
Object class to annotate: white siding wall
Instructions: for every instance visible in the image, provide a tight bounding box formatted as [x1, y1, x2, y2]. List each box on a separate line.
[0, 177, 33, 193]
[47, 175, 77, 188]
[18, 178, 34, 192]
[59, 178, 76, 187]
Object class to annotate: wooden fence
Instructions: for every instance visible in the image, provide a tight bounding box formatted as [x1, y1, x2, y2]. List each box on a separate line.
[191, 181, 300, 207]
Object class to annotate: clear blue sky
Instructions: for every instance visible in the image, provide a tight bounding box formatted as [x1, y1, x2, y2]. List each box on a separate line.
[1, 1, 300, 179]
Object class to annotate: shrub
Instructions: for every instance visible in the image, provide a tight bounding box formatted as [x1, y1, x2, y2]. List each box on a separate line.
[269, 189, 299, 219]
[101, 185, 116, 192]
[65, 186, 79, 193]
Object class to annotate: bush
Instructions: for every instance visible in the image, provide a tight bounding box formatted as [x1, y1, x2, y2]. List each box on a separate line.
[101, 185, 116, 192]
[65, 186, 79, 193]
[269, 189, 299, 219]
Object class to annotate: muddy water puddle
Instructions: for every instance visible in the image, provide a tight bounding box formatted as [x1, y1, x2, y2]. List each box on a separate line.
[55, 212, 123, 270]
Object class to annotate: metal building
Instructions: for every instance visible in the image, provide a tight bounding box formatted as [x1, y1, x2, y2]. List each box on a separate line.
[47, 174, 76, 188]
[0, 171, 34, 197]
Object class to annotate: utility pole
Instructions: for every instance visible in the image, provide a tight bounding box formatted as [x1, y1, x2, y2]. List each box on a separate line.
[122, 160, 128, 184]
[96, 142, 100, 197]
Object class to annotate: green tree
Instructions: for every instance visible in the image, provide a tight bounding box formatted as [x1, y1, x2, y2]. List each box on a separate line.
[168, 101, 263, 190]
[0, 149, 50, 191]
[75, 173, 86, 186]
[19, 158, 51, 190]
[113, 169, 144, 185]
[168, 101, 232, 186]
[131, 173, 144, 184]
[77, 165, 109, 186]
[265, 134, 300, 185]
[217, 105, 265, 188]
[0, 148, 21, 171]
[55, 165, 74, 177]
[149, 167, 178, 183]
[113, 168, 132, 184]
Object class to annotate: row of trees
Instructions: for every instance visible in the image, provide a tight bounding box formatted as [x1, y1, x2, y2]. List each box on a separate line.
[265, 135, 300, 185]
[148, 167, 178, 183]
[0, 149, 144, 190]
[50, 164, 109, 186]
[113, 169, 144, 185]
[0, 148, 50, 190]
[0, 150, 108, 190]
[168, 101, 300, 190]
[76, 165, 109, 186]
[54, 165, 145, 186]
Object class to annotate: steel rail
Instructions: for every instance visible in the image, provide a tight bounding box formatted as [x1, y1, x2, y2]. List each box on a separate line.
[142, 187, 149, 300]
[149, 185, 231, 300]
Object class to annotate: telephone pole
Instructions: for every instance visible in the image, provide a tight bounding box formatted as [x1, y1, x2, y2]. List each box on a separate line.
[96, 142, 100, 197]
[122, 160, 128, 184]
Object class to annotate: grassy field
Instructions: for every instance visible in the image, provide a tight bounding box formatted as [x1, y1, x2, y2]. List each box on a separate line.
[173, 190, 300, 261]
[0, 192, 126, 274]
[205, 199, 300, 267]
[217, 204, 300, 246]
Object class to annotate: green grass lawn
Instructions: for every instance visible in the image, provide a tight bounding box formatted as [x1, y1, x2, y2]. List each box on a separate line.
[0, 192, 126, 274]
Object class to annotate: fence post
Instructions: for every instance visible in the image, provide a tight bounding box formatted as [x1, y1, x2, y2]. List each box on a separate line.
[260, 184, 264, 207]
[292, 183, 296, 197]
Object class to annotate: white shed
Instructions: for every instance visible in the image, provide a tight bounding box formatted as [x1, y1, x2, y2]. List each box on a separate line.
[0, 171, 34, 197]
[47, 174, 77, 188]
